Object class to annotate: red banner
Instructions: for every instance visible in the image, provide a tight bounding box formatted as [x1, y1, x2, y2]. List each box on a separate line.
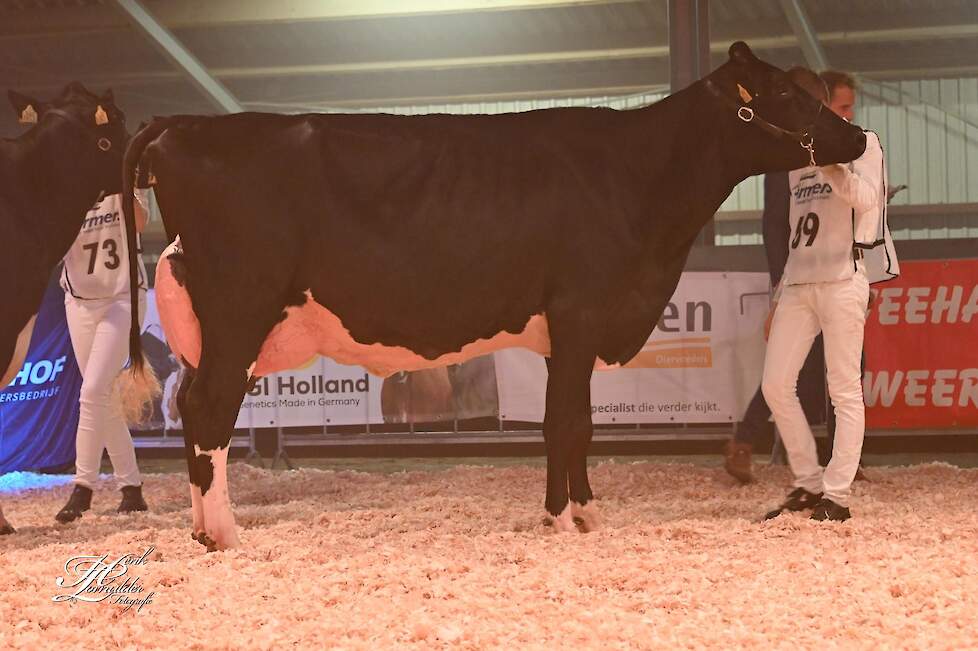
[864, 259, 978, 429]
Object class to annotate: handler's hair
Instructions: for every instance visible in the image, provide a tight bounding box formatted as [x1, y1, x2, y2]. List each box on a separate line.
[819, 70, 858, 100]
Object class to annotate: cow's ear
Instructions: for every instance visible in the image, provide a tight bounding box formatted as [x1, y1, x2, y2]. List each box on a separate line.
[728, 41, 756, 65]
[8, 90, 45, 124]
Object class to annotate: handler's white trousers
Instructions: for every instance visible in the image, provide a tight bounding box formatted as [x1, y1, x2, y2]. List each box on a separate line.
[762, 267, 870, 507]
[64, 292, 146, 489]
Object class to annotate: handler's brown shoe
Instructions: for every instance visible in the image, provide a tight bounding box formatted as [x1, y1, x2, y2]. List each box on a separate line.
[724, 440, 754, 484]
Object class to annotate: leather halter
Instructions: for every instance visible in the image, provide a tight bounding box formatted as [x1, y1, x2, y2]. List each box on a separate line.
[42, 107, 119, 153]
[704, 78, 820, 167]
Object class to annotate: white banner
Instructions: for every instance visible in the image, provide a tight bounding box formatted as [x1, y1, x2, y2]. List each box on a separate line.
[235, 357, 384, 428]
[494, 272, 770, 424]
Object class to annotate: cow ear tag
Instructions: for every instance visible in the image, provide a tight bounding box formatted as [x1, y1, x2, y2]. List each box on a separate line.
[737, 83, 753, 104]
[95, 105, 109, 125]
[19, 105, 38, 124]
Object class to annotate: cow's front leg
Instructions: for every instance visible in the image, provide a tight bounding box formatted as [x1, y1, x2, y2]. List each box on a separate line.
[568, 390, 601, 532]
[543, 315, 598, 534]
[0, 504, 15, 535]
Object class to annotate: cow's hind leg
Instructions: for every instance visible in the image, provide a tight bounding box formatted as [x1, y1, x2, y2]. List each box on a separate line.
[184, 330, 268, 552]
[543, 318, 597, 534]
[175, 367, 208, 546]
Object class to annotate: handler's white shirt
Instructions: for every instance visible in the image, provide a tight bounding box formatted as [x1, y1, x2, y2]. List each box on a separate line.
[61, 192, 148, 300]
[780, 130, 896, 291]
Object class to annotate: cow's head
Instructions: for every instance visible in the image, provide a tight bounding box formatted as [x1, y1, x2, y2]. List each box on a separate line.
[8, 82, 129, 195]
[1, 83, 129, 388]
[707, 42, 866, 174]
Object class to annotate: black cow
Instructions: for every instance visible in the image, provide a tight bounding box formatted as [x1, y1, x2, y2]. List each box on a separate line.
[122, 43, 867, 551]
[0, 83, 140, 534]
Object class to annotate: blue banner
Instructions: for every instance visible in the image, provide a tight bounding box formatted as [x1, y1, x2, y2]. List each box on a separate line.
[0, 278, 81, 474]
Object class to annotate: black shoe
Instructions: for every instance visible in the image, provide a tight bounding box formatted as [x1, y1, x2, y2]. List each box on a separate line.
[810, 498, 851, 522]
[118, 485, 148, 513]
[763, 487, 823, 520]
[56, 485, 93, 524]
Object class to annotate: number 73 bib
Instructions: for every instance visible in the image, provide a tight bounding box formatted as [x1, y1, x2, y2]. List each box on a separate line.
[781, 166, 862, 286]
[61, 193, 146, 299]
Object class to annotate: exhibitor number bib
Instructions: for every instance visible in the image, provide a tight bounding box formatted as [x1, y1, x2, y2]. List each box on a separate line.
[61, 193, 146, 299]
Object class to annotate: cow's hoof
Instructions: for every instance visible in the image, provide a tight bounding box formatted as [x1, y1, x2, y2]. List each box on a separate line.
[571, 501, 602, 533]
[192, 531, 217, 551]
[0, 522, 15, 535]
[550, 504, 577, 534]
[194, 527, 239, 551]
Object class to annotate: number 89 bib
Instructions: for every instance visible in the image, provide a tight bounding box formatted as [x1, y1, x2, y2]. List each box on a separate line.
[61, 193, 147, 300]
[781, 166, 861, 286]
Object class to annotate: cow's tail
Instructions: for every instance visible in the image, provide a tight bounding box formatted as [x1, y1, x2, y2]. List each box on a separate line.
[120, 117, 178, 425]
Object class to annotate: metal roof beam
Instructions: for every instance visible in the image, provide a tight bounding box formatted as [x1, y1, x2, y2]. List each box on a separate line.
[0, 0, 638, 36]
[19, 23, 977, 86]
[111, 0, 243, 113]
[11, 23, 978, 96]
[778, 0, 828, 71]
[150, 0, 638, 25]
[243, 84, 667, 111]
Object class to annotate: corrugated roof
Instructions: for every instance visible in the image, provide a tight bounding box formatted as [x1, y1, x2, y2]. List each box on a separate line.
[1, 0, 976, 131]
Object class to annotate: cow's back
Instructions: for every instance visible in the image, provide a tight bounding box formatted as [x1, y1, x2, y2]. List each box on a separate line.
[150, 109, 656, 365]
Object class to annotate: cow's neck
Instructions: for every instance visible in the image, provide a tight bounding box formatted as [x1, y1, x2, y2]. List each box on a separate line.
[0, 128, 106, 337]
[9, 127, 106, 271]
[596, 79, 768, 364]
[637, 79, 745, 255]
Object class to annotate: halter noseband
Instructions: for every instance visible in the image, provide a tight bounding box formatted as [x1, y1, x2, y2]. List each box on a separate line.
[704, 78, 820, 167]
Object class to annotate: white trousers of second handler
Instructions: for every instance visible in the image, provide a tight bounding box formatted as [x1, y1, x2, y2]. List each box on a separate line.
[762, 268, 870, 507]
[65, 292, 146, 490]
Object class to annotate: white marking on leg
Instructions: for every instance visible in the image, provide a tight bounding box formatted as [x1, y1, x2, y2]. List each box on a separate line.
[571, 500, 602, 533]
[199, 446, 240, 550]
[551, 502, 577, 534]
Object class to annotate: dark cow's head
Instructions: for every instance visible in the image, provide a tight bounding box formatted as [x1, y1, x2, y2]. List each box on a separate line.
[8, 81, 129, 194]
[707, 42, 866, 175]
[1, 83, 128, 388]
